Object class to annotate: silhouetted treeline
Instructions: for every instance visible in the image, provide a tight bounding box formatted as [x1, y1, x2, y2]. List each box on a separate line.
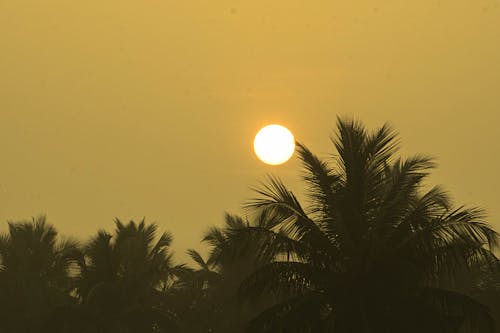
[0, 118, 499, 333]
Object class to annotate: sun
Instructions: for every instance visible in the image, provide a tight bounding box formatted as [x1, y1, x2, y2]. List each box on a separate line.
[254, 124, 295, 165]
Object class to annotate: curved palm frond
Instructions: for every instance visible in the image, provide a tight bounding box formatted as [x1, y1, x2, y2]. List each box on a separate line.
[225, 226, 306, 262]
[245, 175, 338, 263]
[187, 249, 210, 271]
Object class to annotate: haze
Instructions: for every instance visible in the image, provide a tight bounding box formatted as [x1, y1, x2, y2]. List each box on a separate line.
[1, 0, 499, 258]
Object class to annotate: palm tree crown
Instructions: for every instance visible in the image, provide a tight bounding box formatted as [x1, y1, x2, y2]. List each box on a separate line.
[75, 219, 180, 332]
[232, 118, 498, 333]
[0, 216, 82, 332]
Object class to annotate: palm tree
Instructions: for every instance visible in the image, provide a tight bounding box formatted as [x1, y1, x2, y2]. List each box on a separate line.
[164, 249, 221, 332]
[232, 117, 498, 333]
[71, 219, 181, 332]
[173, 213, 278, 332]
[0, 215, 82, 332]
[184, 248, 221, 292]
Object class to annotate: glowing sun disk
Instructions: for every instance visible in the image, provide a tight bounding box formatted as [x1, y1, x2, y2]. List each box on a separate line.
[254, 125, 295, 165]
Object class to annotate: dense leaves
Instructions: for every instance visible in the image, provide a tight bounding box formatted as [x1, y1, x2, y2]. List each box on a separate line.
[72, 219, 182, 332]
[0, 216, 82, 332]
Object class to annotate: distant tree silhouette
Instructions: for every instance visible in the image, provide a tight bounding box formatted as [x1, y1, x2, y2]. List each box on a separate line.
[165, 248, 221, 332]
[66, 219, 181, 332]
[0, 216, 82, 333]
[230, 118, 499, 333]
[172, 213, 278, 332]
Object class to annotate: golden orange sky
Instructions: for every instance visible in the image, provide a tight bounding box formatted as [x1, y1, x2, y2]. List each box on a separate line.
[1, 0, 499, 259]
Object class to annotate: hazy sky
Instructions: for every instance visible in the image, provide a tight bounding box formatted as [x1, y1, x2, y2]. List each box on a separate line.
[1, 0, 499, 260]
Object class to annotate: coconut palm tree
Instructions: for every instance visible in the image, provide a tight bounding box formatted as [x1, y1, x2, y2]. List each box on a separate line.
[172, 213, 278, 332]
[233, 117, 498, 333]
[183, 248, 220, 292]
[0, 215, 82, 332]
[71, 219, 181, 332]
[164, 249, 221, 332]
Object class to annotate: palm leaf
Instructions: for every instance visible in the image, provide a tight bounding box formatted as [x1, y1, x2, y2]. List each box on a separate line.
[187, 249, 210, 271]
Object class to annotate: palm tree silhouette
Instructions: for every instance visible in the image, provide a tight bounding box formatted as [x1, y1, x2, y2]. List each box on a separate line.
[173, 213, 278, 332]
[73, 219, 181, 332]
[232, 118, 498, 332]
[183, 248, 221, 292]
[0, 216, 82, 332]
[165, 249, 221, 332]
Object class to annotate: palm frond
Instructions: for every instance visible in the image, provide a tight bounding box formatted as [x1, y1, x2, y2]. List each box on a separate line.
[363, 123, 399, 170]
[296, 142, 341, 210]
[225, 226, 305, 262]
[400, 207, 498, 252]
[187, 249, 210, 271]
[245, 175, 335, 260]
[150, 231, 173, 257]
[371, 155, 436, 232]
[224, 213, 247, 230]
[395, 206, 498, 283]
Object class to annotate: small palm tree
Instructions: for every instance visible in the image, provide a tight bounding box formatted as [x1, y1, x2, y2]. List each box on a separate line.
[165, 249, 222, 332]
[233, 117, 498, 333]
[0, 215, 82, 332]
[74, 219, 181, 332]
[174, 213, 280, 332]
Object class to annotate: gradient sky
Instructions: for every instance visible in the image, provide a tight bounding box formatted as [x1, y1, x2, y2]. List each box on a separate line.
[1, 0, 499, 260]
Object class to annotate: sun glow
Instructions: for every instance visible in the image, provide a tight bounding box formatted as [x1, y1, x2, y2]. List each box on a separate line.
[254, 125, 295, 165]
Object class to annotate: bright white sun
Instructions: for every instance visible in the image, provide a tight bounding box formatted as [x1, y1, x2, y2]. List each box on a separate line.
[254, 124, 295, 165]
